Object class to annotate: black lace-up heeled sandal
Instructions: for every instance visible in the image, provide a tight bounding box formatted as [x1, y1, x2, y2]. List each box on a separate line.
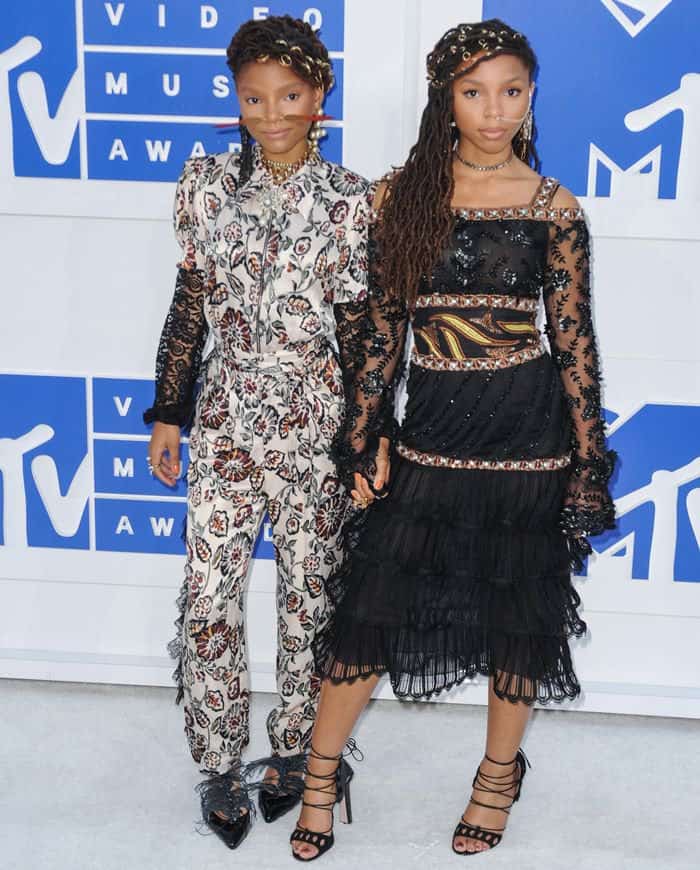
[289, 743, 358, 862]
[452, 749, 530, 855]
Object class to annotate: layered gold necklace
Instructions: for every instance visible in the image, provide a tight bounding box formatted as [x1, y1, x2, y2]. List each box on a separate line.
[261, 148, 311, 185]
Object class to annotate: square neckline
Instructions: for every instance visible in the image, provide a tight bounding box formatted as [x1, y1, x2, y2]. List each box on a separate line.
[449, 176, 583, 221]
[450, 175, 554, 212]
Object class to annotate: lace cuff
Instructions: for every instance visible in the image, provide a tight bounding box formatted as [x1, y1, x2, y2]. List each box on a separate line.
[144, 158, 210, 429]
[560, 451, 617, 569]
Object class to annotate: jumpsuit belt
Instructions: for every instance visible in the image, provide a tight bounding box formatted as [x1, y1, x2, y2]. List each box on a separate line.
[205, 335, 342, 485]
[211, 334, 335, 376]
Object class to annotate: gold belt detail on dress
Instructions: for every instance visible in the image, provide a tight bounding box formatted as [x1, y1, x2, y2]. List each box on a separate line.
[411, 344, 544, 371]
[396, 443, 571, 472]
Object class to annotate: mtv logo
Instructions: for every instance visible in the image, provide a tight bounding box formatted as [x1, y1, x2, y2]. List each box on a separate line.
[1, 1, 82, 180]
[599, 0, 672, 37]
[0, 375, 90, 549]
[587, 72, 700, 202]
[583, 404, 700, 585]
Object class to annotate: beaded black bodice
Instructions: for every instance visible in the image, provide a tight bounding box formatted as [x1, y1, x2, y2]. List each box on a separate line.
[335, 177, 616, 562]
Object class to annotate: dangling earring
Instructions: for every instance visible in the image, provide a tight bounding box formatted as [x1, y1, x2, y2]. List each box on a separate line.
[517, 108, 533, 161]
[308, 107, 325, 159]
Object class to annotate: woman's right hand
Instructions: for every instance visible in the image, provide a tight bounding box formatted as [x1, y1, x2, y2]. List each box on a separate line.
[148, 421, 182, 487]
[351, 437, 391, 509]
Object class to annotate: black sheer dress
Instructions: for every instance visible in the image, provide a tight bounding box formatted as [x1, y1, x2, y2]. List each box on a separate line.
[317, 177, 616, 704]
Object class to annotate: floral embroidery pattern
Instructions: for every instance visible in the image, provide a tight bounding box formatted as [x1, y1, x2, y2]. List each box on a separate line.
[147, 147, 374, 774]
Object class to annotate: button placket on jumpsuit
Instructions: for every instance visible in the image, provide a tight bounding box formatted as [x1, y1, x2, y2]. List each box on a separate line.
[163, 149, 374, 775]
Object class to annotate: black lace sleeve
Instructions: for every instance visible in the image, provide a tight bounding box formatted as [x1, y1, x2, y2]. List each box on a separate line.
[333, 231, 409, 490]
[544, 216, 616, 567]
[144, 159, 209, 428]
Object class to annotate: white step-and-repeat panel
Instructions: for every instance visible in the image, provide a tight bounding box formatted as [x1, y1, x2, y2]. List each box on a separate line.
[1, 0, 698, 717]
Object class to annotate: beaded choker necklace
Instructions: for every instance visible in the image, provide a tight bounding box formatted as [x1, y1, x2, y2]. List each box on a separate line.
[261, 149, 311, 185]
[454, 148, 514, 172]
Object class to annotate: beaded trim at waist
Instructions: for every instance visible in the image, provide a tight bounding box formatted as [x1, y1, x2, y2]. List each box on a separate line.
[411, 344, 544, 371]
[396, 443, 571, 472]
[413, 293, 538, 312]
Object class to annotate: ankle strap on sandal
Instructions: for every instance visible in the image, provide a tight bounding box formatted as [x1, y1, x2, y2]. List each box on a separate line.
[467, 750, 529, 828]
[300, 745, 343, 824]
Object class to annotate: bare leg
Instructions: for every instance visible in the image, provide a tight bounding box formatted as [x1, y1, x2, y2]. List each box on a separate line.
[453, 675, 532, 854]
[291, 674, 380, 860]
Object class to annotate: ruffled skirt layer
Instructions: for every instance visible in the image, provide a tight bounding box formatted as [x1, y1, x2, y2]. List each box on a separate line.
[316, 455, 584, 704]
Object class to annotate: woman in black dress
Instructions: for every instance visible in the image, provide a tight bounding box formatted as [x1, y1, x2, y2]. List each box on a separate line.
[289, 20, 616, 860]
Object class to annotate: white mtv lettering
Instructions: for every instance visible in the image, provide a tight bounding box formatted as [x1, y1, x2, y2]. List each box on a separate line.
[150, 516, 175, 536]
[113, 457, 134, 478]
[625, 74, 700, 203]
[32, 454, 91, 536]
[116, 515, 134, 534]
[599, 0, 672, 38]
[104, 2, 126, 26]
[0, 38, 82, 176]
[201, 5, 218, 28]
[587, 73, 700, 204]
[190, 140, 206, 158]
[109, 138, 128, 160]
[158, 3, 166, 27]
[587, 144, 661, 201]
[146, 139, 172, 162]
[0, 424, 90, 548]
[17, 69, 83, 166]
[162, 74, 181, 97]
[0, 425, 53, 547]
[1, 38, 83, 176]
[212, 75, 230, 99]
[0, 38, 41, 177]
[113, 395, 132, 416]
[105, 71, 128, 95]
[593, 457, 700, 584]
[253, 4, 320, 26]
[304, 8, 323, 30]
[264, 522, 273, 542]
[687, 489, 700, 548]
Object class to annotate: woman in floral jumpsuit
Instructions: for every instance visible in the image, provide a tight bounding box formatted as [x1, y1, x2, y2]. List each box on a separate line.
[145, 16, 373, 848]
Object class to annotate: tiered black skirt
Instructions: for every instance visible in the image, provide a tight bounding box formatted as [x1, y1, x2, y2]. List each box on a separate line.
[315, 453, 585, 705]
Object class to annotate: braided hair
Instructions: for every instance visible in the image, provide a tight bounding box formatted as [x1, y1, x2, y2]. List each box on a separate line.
[226, 16, 334, 183]
[377, 19, 540, 306]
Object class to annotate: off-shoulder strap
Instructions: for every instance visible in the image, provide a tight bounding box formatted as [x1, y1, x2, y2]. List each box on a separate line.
[529, 176, 560, 210]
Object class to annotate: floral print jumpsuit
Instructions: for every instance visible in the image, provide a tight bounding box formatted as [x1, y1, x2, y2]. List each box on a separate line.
[145, 146, 373, 774]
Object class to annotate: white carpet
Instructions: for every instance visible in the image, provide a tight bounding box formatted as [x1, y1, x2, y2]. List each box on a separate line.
[2, 679, 699, 870]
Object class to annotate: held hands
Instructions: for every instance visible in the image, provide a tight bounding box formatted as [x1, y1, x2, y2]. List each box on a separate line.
[351, 437, 391, 509]
[148, 422, 182, 487]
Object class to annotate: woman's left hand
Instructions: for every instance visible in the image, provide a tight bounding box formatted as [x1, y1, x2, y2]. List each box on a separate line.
[351, 437, 391, 508]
